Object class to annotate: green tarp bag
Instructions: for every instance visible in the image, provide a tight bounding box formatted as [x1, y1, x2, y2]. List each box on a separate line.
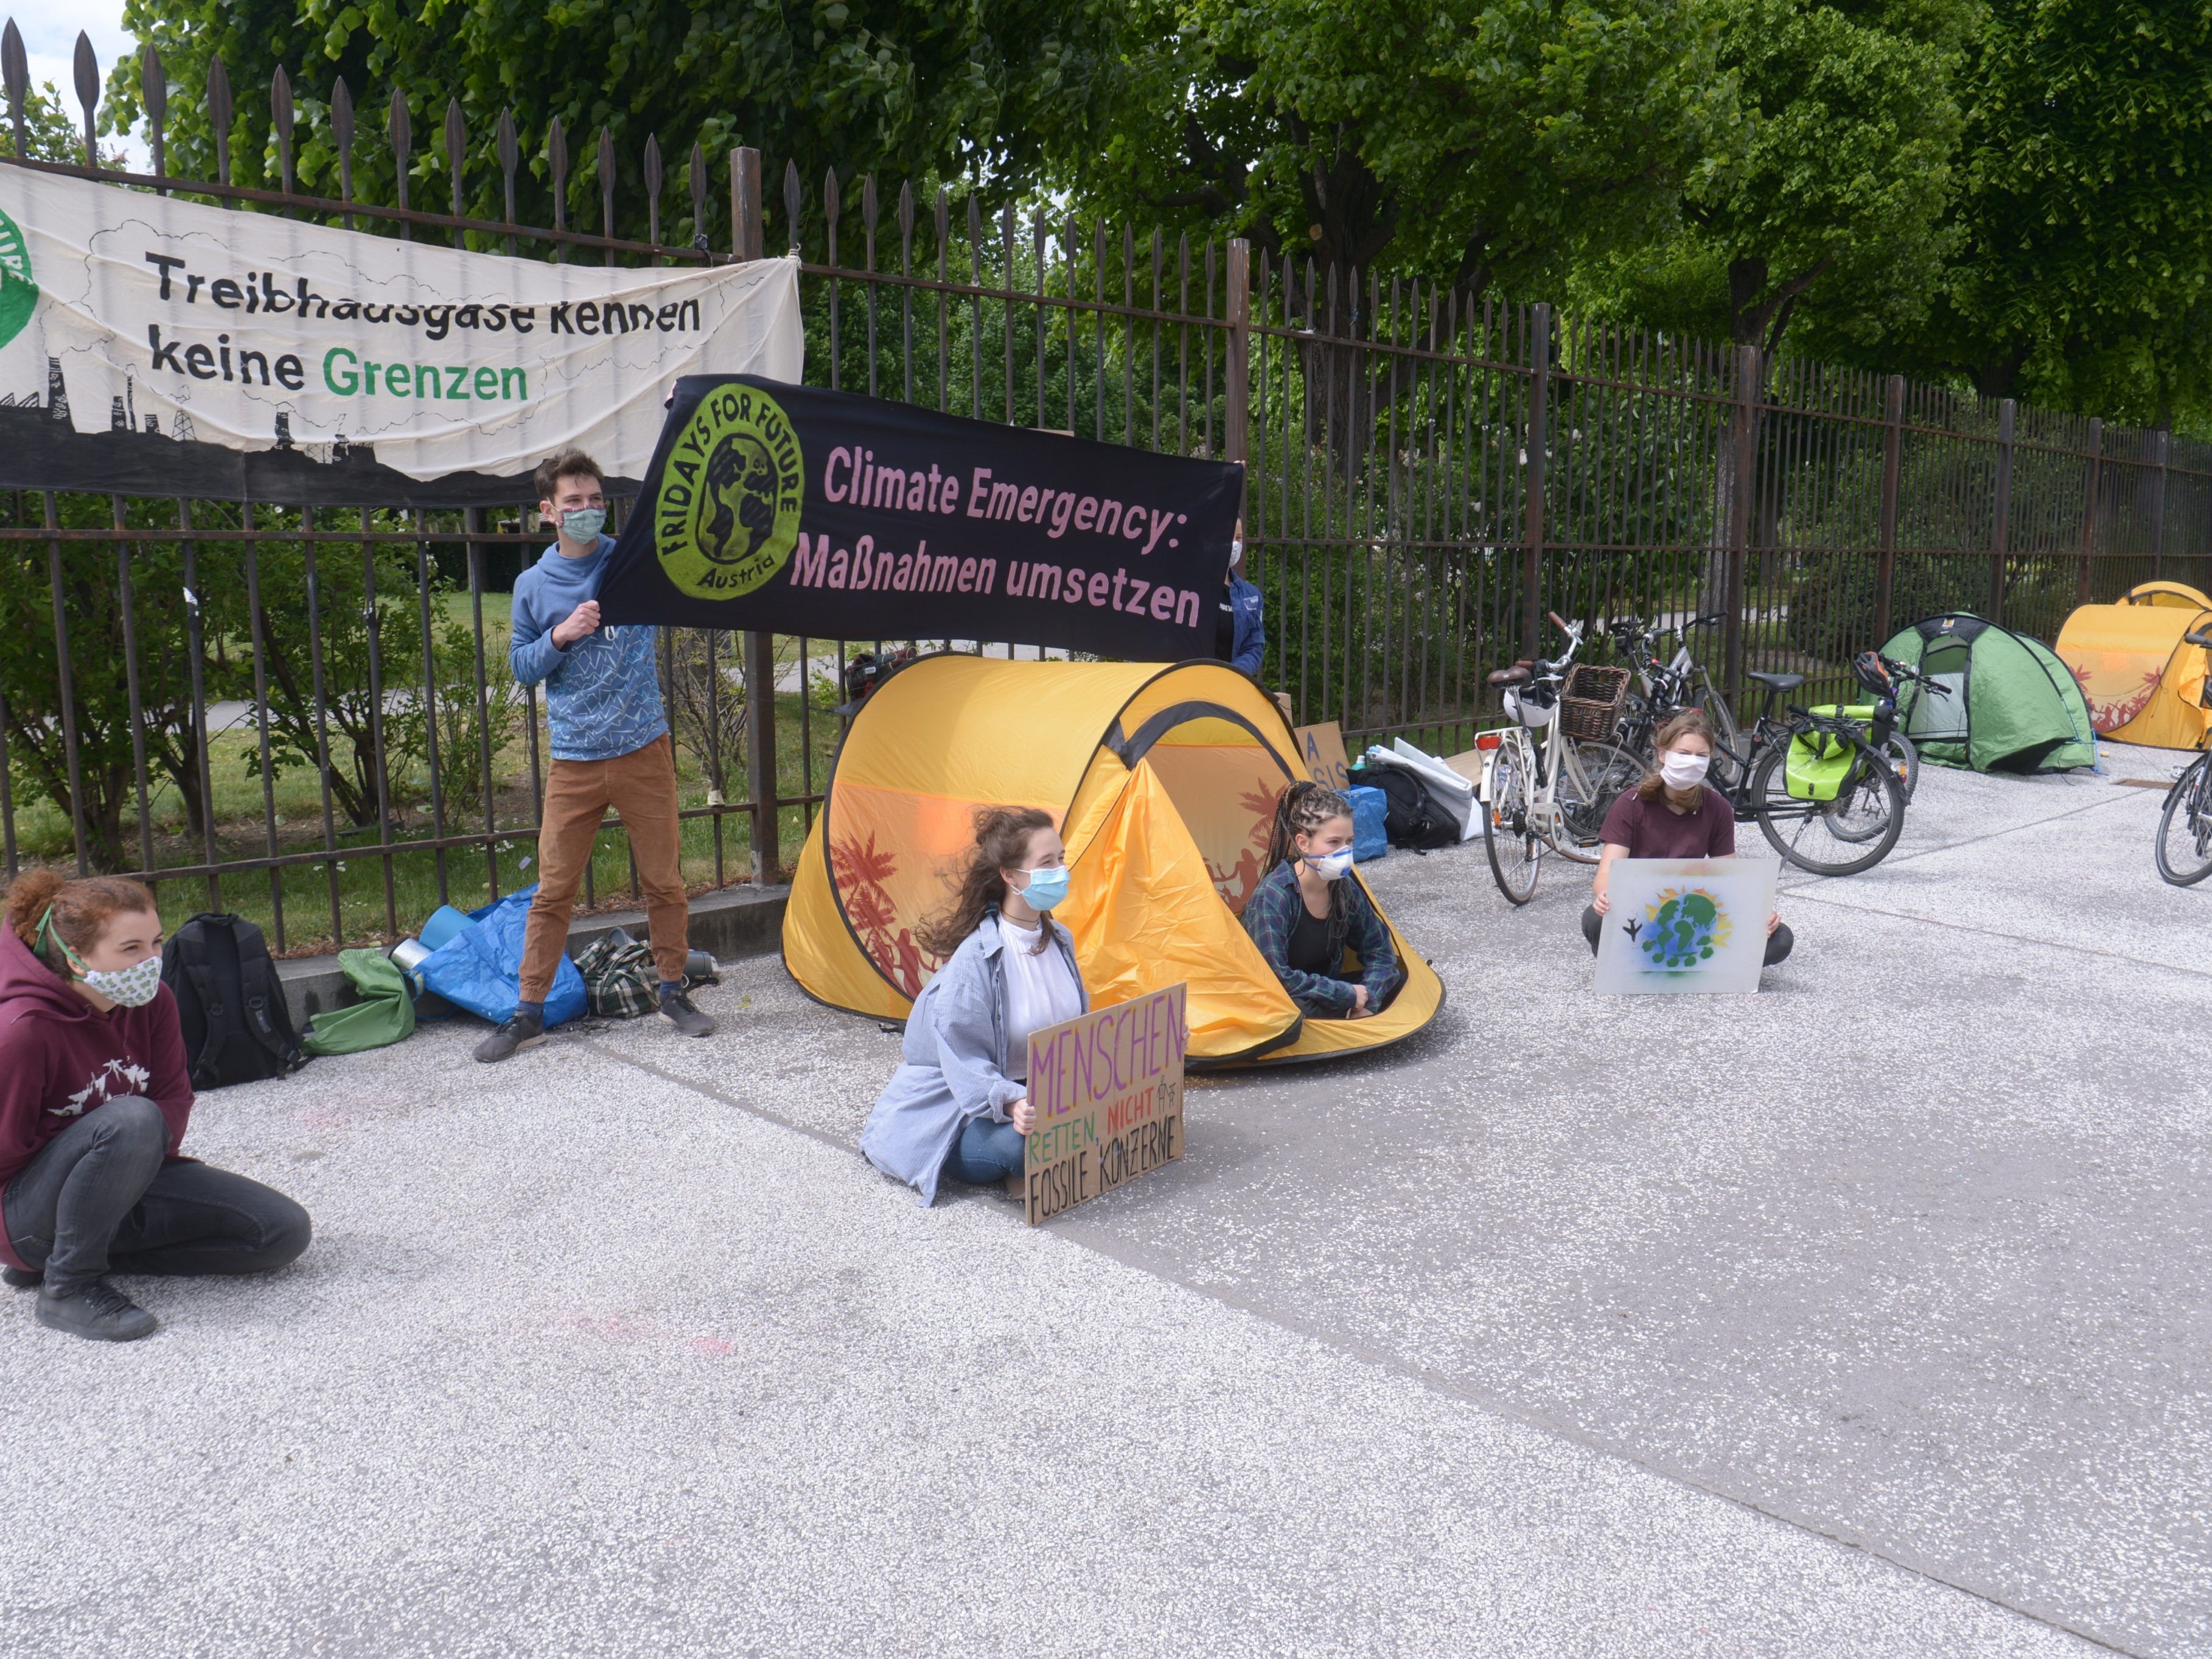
[302, 948, 418, 1056]
[1784, 708, 1862, 801]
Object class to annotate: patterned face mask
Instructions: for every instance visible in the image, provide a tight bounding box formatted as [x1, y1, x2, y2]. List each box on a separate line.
[39, 909, 164, 1008]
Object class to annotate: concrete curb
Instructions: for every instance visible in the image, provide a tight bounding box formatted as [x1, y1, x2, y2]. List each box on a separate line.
[276, 884, 790, 1030]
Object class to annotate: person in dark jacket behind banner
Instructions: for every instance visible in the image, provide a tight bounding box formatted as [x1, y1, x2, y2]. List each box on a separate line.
[0, 871, 310, 1342]
[1216, 519, 1265, 677]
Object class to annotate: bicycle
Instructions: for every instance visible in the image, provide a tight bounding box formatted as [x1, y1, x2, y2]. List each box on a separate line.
[2154, 624, 2212, 885]
[1605, 612, 1744, 785]
[1841, 649, 1952, 805]
[1476, 613, 1649, 904]
[1703, 671, 1911, 875]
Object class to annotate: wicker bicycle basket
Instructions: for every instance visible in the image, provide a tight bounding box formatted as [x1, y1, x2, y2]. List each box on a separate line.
[1558, 665, 1631, 744]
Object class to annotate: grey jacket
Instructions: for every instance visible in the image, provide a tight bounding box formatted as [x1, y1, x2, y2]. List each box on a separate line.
[858, 911, 1089, 1206]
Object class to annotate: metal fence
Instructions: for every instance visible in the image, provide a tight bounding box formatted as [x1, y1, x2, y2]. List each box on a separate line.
[4, 27, 2208, 953]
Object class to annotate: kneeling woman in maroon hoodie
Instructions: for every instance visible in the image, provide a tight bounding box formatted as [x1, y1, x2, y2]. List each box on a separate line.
[0, 871, 310, 1342]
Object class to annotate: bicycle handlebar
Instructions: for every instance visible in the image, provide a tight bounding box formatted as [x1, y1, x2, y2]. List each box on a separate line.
[2188, 627, 2212, 650]
[1547, 610, 1572, 633]
[1879, 651, 1953, 696]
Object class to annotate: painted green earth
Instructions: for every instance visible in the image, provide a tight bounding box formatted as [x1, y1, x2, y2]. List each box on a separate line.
[0, 206, 36, 350]
[1639, 890, 1724, 969]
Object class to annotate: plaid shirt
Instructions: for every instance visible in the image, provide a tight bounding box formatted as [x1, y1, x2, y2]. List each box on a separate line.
[1240, 858, 1401, 1018]
[574, 934, 658, 1019]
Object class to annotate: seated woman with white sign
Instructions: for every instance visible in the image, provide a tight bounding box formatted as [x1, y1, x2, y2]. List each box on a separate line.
[1585, 709, 1792, 963]
[860, 808, 1089, 1206]
[1242, 783, 1403, 1020]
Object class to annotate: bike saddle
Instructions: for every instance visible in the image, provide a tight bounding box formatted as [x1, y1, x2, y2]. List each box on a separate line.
[1487, 663, 1534, 686]
[1745, 671, 1806, 693]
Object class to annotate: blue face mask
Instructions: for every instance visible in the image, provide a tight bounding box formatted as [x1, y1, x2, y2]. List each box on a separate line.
[559, 506, 607, 543]
[1015, 865, 1070, 910]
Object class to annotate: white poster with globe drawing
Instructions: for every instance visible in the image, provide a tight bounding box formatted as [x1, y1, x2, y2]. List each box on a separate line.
[0, 165, 801, 504]
[1593, 857, 1781, 996]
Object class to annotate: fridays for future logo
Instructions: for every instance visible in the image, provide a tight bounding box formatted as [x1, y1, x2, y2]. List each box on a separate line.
[654, 381, 804, 599]
[0, 206, 36, 349]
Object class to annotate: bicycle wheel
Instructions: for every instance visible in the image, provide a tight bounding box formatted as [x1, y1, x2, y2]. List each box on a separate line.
[1880, 732, 1920, 803]
[1695, 682, 1744, 788]
[2155, 757, 2212, 885]
[1483, 739, 1542, 904]
[1614, 696, 1655, 766]
[1749, 742, 1905, 875]
[1551, 739, 1647, 863]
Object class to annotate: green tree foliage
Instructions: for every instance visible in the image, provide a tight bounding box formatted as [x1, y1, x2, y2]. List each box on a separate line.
[1573, 0, 1972, 361]
[1911, 0, 2212, 426]
[1059, 0, 1731, 305]
[1, 78, 108, 164]
[102, 0, 1113, 250]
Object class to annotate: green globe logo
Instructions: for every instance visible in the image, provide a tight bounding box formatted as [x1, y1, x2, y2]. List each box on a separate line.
[1638, 887, 1732, 969]
[0, 206, 37, 350]
[652, 382, 804, 599]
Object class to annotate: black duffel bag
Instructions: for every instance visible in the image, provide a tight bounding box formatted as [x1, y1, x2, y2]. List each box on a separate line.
[1345, 763, 1459, 851]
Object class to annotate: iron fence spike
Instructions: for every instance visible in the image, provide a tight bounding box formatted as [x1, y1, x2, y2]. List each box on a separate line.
[71, 30, 96, 167]
[206, 55, 232, 184]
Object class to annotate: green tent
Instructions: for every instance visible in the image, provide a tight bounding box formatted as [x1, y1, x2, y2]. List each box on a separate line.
[1880, 613, 2099, 773]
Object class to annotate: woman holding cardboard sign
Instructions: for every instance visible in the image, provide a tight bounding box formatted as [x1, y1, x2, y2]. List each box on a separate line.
[859, 808, 1089, 1206]
[1243, 783, 1404, 1019]
[1586, 711, 1793, 964]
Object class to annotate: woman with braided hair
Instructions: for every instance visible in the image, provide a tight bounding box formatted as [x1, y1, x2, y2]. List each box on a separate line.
[1241, 781, 1403, 1021]
[860, 807, 1088, 1206]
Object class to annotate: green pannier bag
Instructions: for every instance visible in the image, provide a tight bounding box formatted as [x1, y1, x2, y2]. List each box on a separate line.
[1784, 705, 1868, 802]
[302, 948, 419, 1056]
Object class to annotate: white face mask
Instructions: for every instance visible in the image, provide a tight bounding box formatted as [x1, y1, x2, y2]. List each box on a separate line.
[1229, 539, 1243, 572]
[80, 954, 166, 1008]
[1304, 847, 1355, 881]
[40, 909, 164, 1007]
[1661, 752, 1710, 790]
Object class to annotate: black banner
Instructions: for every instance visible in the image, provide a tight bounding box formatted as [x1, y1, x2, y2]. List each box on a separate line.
[0, 402, 586, 506]
[596, 376, 1243, 655]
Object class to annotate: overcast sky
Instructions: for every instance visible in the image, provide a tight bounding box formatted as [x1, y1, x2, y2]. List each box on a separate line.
[18, 1, 148, 164]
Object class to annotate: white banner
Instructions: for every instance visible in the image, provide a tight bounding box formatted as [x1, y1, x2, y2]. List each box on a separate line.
[0, 164, 802, 501]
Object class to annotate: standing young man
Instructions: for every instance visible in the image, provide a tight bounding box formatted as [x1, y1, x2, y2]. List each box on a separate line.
[475, 449, 717, 1061]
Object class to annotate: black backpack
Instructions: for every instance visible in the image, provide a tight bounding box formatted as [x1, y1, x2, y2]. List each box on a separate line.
[1346, 763, 1459, 851]
[161, 913, 308, 1089]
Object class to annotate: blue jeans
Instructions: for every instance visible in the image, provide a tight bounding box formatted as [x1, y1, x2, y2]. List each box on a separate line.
[941, 1114, 1025, 1186]
[4, 1097, 312, 1296]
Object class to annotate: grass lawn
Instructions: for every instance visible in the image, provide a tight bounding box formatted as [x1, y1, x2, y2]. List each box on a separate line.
[10, 687, 845, 955]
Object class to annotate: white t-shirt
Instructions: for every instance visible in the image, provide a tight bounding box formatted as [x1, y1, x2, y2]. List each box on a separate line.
[999, 918, 1084, 1081]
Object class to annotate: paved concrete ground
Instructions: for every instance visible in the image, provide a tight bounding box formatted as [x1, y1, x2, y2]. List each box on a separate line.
[3, 744, 2203, 1657]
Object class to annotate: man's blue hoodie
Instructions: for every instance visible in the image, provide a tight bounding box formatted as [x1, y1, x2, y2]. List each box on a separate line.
[509, 536, 669, 761]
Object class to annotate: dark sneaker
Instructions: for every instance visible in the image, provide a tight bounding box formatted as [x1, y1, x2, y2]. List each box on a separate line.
[37, 1279, 159, 1343]
[473, 1009, 546, 1063]
[2, 1266, 40, 1290]
[659, 990, 717, 1038]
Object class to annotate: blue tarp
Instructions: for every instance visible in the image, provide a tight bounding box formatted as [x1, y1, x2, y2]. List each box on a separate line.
[1347, 784, 1390, 864]
[415, 885, 587, 1028]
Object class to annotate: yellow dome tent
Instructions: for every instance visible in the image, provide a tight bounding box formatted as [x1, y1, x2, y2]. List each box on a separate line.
[2054, 581, 2212, 749]
[783, 654, 1445, 1065]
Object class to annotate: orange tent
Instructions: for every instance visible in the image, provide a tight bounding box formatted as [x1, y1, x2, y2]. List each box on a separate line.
[2055, 581, 2212, 749]
[782, 654, 1444, 1065]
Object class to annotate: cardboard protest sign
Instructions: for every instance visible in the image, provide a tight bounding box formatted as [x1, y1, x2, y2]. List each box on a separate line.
[596, 375, 1242, 655]
[0, 167, 801, 505]
[1294, 722, 1352, 791]
[1594, 858, 1780, 995]
[1016, 983, 1187, 1224]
